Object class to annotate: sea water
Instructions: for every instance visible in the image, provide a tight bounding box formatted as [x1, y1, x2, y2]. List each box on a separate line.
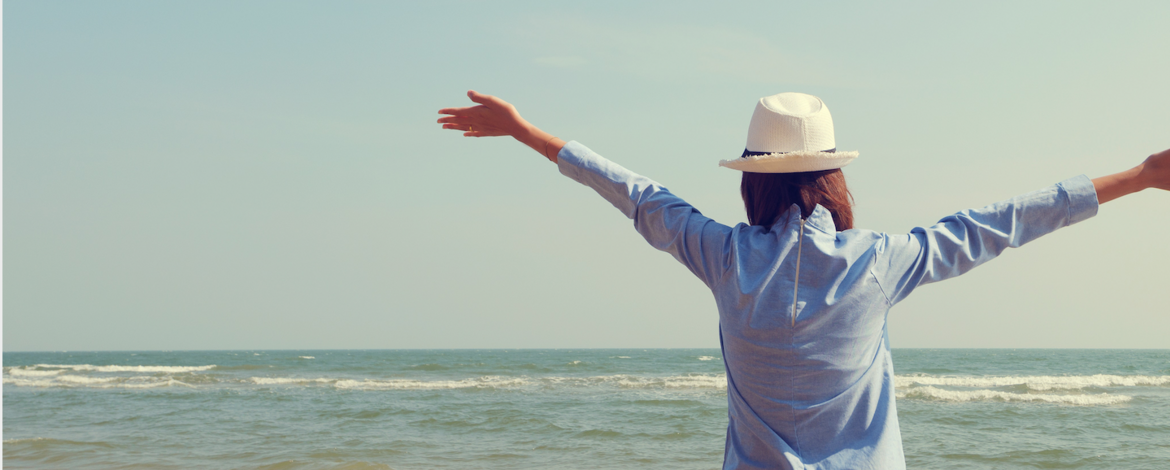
[4, 349, 1169, 469]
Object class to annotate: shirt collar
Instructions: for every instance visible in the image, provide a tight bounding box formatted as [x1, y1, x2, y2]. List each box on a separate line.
[782, 203, 837, 233]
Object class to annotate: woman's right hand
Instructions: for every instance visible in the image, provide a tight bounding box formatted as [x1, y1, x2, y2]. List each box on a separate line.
[1092, 148, 1170, 204]
[1139, 148, 1170, 191]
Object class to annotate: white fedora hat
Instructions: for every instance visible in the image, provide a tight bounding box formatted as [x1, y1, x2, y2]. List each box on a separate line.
[718, 92, 858, 173]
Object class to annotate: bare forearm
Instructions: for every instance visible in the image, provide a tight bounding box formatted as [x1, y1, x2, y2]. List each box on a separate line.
[1091, 150, 1169, 204]
[1091, 165, 1147, 204]
[515, 125, 566, 164]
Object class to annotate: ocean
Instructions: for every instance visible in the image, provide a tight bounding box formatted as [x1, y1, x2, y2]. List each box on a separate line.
[4, 349, 1169, 469]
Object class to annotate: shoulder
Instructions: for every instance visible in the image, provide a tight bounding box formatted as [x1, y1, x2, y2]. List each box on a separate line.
[833, 227, 885, 244]
[826, 228, 912, 260]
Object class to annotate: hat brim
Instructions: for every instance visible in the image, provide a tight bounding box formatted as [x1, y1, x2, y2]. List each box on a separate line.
[718, 150, 858, 173]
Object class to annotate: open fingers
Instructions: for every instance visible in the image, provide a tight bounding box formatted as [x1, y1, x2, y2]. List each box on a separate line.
[439, 119, 507, 137]
[442, 123, 500, 136]
[467, 90, 493, 105]
[444, 126, 497, 137]
[467, 90, 508, 109]
[438, 91, 518, 138]
[437, 105, 482, 116]
[463, 130, 510, 137]
[439, 119, 505, 137]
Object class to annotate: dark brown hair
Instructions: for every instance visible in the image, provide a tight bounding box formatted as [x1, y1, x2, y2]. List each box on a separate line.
[740, 169, 854, 230]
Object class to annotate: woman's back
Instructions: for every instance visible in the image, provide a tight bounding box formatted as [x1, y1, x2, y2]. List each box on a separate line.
[718, 205, 901, 469]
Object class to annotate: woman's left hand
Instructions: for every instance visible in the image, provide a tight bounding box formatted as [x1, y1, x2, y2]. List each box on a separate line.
[437, 91, 531, 138]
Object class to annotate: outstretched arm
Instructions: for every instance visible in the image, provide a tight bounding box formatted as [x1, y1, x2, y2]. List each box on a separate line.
[438, 90, 566, 163]
[1092, 148, 1170, 203]
[437, 91, 734, 287]
[875, 148, 1168, 305]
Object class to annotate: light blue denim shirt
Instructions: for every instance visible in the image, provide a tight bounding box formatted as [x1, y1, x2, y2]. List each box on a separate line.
[556, 141, 1099, 470]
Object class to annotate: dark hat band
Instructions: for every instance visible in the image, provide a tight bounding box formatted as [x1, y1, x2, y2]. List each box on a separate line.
[742, 148, 836, 158]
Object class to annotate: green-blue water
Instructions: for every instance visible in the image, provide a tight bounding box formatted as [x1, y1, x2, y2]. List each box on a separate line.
[4, 349, 1169, 469]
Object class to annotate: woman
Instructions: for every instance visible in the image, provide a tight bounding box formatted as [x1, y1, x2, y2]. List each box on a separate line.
[437, 91, 1168, 469]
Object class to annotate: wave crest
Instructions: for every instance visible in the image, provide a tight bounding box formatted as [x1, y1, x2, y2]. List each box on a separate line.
[4, 376, 194, 389]
[897, 386, 1132, 405]
[334, 376, 530, 390]
[17, 364, 217, 373]
[895, 374, 1170, 391]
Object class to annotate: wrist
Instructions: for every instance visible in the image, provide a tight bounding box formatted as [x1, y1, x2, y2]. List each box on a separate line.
[1129, 162, 1152, 192]
[512, 123, 560, 162]
[513, 122, 542, 147]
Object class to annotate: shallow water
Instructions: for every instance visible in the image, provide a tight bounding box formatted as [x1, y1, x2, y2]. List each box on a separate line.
[4, 349, 1169, 469]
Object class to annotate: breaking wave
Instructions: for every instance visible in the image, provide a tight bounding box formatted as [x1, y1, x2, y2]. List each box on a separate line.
[334, 376, 532, 390]
[889, 374, 1168, 406]
[250, 377, 335, 385]
[895, 374, 1170, 391]
[5, 368, 66, 377]
[3, 364, 215, 389]
[9, 364, 217, 374]
[4, 376, 195, 389]
[898, 386, 1132, 405]
[263, 374, 728, 391]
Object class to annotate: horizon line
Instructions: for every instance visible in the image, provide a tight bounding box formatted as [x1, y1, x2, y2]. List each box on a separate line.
[5, 347, 1168, 354]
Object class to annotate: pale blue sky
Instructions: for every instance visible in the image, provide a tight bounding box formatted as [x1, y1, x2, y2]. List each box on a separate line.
[4, 1, 1168, 351]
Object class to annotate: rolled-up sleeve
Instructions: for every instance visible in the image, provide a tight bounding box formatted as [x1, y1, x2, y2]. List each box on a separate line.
[557, 141, 733, 288]
[873, 175, 1099, 305]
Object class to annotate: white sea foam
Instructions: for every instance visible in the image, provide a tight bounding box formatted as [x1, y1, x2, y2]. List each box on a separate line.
[697, 356, 719, 361]
[24, 364, 216, 373]
[3, 437, 54, 445]
[298, 356, 315, 360]
[123, 379, 195, 389]
[895, 374, 1170, 391]
[334, 376, 531, 390]
[612, 356, 631, 359]
[3, 364, 211, 389]
[5, 378, 49, 387]
[247, 374, 729, 391]
[4, 368, 65, 377]
[4, 376, 195, 389]
[251, 377, 334, 385]
[613, 374, 727, 389]
[541, 374, 728, 390]
[897, 386, 1132, 405]
[55, 375, 121, 385]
